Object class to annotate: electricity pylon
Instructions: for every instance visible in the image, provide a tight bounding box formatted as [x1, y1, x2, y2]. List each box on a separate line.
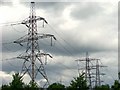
[76, 52, 96, 89]
[13, 2, 56, 87]
[91, 59, 106, 87]
[76, 52, 107, 89]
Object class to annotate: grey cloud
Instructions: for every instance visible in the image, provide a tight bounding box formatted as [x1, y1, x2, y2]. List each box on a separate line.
[2, 59, 23, 72]
[1, 2, 116, 56]
[1, 2, 118, 86]
[2, 22, 117, 56]
[20, 2, 72, 16]
[2, 33, 117, 57]
[0, 1, 13, 6]
[70, 2, 104, 20]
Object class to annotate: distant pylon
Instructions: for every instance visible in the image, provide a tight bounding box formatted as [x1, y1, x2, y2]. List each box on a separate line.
[91, 59, 106, 87]
[14, 2, 56, 87]
[76, 52, 97, 89]
[76, 52, 107, 89]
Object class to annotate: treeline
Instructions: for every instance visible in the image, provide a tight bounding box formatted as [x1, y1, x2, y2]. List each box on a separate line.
[1, 73, 120, 90]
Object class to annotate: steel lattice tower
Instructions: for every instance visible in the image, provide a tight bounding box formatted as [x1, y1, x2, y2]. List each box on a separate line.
[76, 52, 99, 89]
[76, 52, 94, 89]
[95, 60, 101, 86]
[76, 52, 107, 89]
[92, 59, 106, 87]
[14, 2, 56, 87]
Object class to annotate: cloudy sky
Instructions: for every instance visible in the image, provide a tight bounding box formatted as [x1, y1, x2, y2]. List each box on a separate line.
[0, 0, 118, 87]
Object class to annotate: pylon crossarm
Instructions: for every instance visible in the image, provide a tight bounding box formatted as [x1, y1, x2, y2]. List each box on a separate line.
[38, 34, 56, 40]
[36, 16, 48, 24]
[89, 58, 100, 61]
[36, 53, 52, 65]
[75, 59, 86, 61]
[14, 34, 56, 46]
[21, 16, 48, 27]
[100, 73, 105, 75]
[100, 65, 107, 67]
[16, 53, 52, 60]
[37, 53, 53, 58]
[13, 35, 28, 46]
[17, 53, 32, 61]
[10, 16, 48, 27]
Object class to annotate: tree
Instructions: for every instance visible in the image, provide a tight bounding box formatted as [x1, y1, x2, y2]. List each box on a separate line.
[68, 73, 88, 90]
[48, 83, 65, 90]
[1, 73, 24, 90]
[9, 73, 24, 89]
[1, 73, 40, 90]
[1, 84, 10, 90]
[111, 80, 120, 90]
[27, 80, 39, 89]
[93, 84, 110, 90]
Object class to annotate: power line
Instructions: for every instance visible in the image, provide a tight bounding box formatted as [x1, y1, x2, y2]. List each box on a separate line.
[48, 24, 78, 53]
[97, 59, 115, 81]
[0, 57, 18, 62]
[0, 21, 22, 26]
[2, 43, 23, 52]
[51, 57, 76, 72]
[2, 42, 13, 45]
[56, 40, 74, 56]
[10, 25, 26, 33]
[47, 68, 75, 78]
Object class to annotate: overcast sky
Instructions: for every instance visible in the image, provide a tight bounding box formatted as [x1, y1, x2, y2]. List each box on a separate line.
[0, 0, 118, 87]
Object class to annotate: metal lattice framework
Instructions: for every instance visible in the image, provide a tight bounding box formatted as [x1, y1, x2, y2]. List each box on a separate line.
[91, 59, 106, 87]
[76, 52, 95, 89]
[75, 52, 106, 89]
[14, 2, 56, 87]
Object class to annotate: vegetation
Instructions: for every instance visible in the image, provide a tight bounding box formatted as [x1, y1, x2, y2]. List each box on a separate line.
[1, 72, 120, 90]
[93, 85, 110, 90]
[48, 83, 65, 90]
[67, 73, 88, 89]
[1, 73, 39, 90]
[1, 73, 24, 90]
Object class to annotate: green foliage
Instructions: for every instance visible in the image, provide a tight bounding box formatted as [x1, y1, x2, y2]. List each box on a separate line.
[1, 73, 40, 90]
[9, 73, 24, 89]
[111, 80, 120, 90]
[1, 73, 24, 90]
[68, 74, 88, 90]
[26, 81, 39, 90]
[93, 84, 110, 90]
[1, 84, 10, 90]
[48, 82, 65, 90]
[2, 72, 120, 90]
